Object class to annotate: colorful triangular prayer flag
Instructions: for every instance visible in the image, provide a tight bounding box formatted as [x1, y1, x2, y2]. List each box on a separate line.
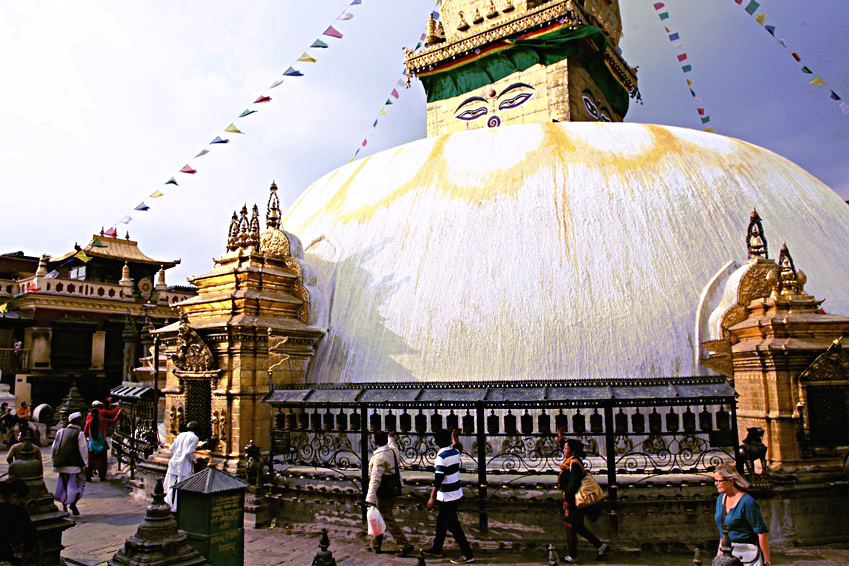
[791, 52, 802, 62]
[687, 79, 693, 88]
[150, 190, 165, 198]
[240, 109, 258, 118]
[668, 32, 679, 41]
[701, 116, 711, 124]
[704, 126, 716, 133]
[379, 108, 388, 117]
[830, 91, 842, 101]
[373, 119, 378, 127]
[268, 79, 284, 89]
[765, 25, 776, 36]
[26, 283, 39, 292]
[350, 0, 361, 4]
[311, 39, 329, 49]
[839, 102, 849, 115]
[254, 95, 272, 103]
[690, 89, 696, 96]
[653, 2, 665, 9]
[74, 250, 92, 263]
[180, 165, 197, 174]
[682, 64, 692, 73]
[361, 139, 368, 147]
[210, 136, 229, 144]
[677, 53, 688, 62]
[755, 13, 767, 26]
[194, 149, 210, 158]
[118, 215, 132, 224]
[385, 99, 393, 105]
[809, 76, 826, 87]
[225, 123, 244, 134]
[664, 27, 670, 33]
[323, 26, 343, 39]
[800, 66, 813, 74]
[397, 77, 406, 87]
[284, 67, 304, 77]
[697, 108, 705, 116]
[134, 202, 150, 211]
[390, 88, 400, 99]
[0, 303, 7, 313]
[744, 1, 760, 15]
[165, 176, 179, 185]
[104, 227, 118, 237]
[297, 53, 317, 63]
[338, 11, 353, 20]
[659, 12, 669, 20]
[44, 270, 59, 279]
[89, 238, 108, 248]
[735, 0, 744, 4]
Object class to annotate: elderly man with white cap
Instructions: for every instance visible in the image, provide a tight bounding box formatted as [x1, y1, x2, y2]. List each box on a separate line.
[51, 412, 88, 515]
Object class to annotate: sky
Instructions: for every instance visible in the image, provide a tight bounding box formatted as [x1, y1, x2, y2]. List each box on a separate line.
[0, 0, 846, 284]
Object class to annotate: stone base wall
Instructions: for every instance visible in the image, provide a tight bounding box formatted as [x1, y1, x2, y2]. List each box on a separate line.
[268, 473, 849, 549]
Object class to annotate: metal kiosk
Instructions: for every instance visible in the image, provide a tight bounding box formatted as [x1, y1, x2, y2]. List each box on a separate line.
[173, 467, 248, 566]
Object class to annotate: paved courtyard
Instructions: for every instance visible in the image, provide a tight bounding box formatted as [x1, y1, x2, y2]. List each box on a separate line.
[2, 447, 847, 566]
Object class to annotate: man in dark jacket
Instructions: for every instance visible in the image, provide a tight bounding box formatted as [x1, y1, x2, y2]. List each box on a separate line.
[0, 477, 38, 565]
[51, 412, 88, 515]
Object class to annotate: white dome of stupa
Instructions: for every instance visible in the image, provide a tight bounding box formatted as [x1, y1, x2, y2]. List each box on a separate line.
[281, 122, 849, 383]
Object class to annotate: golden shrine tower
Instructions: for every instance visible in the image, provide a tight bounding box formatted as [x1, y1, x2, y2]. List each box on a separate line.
[404, 0, 638, 136]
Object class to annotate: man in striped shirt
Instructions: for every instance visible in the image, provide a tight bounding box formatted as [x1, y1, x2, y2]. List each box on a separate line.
[422, 428, 475, 564]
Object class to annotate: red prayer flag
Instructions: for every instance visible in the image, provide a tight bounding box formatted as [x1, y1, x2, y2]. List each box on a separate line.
[677, 53, 688, 62]
[735, 0, 744, 4]
[698, 108, 705, 116]
[26, 283, 38, 292]
[180, 165, 197, 174]
[653, 2, 664, 9]
[390, 89, 400, 99]
[323, 25, 343, 39]
[254, 95, 272, 103]
[361, 139, 368, 147]
[791, 52, 801, 62]
[104, 227, 118, 237]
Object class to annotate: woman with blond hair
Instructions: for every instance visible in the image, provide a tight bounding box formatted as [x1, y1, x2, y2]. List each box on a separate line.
[713, 463, 770, 566]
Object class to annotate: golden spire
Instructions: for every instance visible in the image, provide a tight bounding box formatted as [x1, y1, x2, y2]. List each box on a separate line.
[266, 181, 281, 229]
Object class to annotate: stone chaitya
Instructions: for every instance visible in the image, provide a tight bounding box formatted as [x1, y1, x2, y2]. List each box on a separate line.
[138, 182, 324, 486]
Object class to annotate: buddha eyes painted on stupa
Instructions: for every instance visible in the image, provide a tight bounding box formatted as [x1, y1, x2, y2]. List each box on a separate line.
[453, 82, 536, 126]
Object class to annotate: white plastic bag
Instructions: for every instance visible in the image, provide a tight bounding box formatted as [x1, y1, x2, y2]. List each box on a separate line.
[366, 505, 386, 537]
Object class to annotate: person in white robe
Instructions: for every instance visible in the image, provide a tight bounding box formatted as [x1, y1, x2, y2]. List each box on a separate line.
[163, 421, 199, 512]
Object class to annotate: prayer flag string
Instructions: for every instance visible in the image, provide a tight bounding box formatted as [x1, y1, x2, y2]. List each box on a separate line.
[726, 0, 849, 117]
[106, 0, 365, 231]
[652, 2, 715, 133]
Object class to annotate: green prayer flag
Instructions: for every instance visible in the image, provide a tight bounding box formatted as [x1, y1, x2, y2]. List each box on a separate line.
[659, 12, 669, 20]
[745, 1, 760, 15]
[681, 64, 692, 73]
[800, 66, 813, 74]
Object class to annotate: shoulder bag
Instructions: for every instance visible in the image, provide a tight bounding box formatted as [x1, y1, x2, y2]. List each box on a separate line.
[376, 449, 403, 499]
[574, 466, 606, 509]
[721, 495, 765, 566]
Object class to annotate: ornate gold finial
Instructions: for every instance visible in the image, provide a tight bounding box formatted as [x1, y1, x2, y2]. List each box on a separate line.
[436, 20, 446, 42]
[266, 181, 281, 229]
[227, 211, 239, 252]
[775, 242, 807, 297]
[249, 204, 261, 250]
[237, 205, 250, 249]
[486, 1, 499, 19]
[472, 8, 484, 24]
[125, 231, 131, 240]
[746, 208, 768, 260]
[502, 0, 514, 13]
[457, 11, 470, 31]
[155, 265, 167, 291]
[425, 12, 439, 46]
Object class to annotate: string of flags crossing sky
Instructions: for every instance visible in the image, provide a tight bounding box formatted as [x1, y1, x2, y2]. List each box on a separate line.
[107, 0, 365, 233]
[726, 0, 848, 116]
[652, 3, 715, 133]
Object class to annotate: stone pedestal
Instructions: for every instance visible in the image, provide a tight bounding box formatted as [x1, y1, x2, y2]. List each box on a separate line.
[8, 441, 74, 566]
[109, 480, 208, 566]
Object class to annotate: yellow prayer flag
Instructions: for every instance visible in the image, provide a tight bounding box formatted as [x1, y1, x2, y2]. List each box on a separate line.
[297, 53, 317, 63]
[0, 303, 7, 314]
[378, 108, 388, 117]
[808, 76, 827, 87]
[664, 27, 670, 33]
[74, 250, 92, 263]
[755, 13, 767, 26]
[687, 79, 693, 88]
[704, 127, 715, 134]
[225, 123, 244, 134]
[150, 190, 165, 198]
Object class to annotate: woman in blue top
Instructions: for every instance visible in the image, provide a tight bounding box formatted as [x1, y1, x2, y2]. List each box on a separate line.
[713, 463, 770, 566]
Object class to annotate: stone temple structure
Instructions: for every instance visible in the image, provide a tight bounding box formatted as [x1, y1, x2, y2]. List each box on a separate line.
[141, 0, 849, 497]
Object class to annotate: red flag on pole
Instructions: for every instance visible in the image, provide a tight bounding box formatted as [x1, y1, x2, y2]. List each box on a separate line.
[254, 95, 272, 103]
[323, 26, 343, 39]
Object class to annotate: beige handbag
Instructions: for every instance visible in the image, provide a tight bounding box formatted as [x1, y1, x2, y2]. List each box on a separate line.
[574, 470, 605, 508]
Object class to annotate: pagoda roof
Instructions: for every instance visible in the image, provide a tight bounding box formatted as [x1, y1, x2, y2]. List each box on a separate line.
[49, 234, 179, 268]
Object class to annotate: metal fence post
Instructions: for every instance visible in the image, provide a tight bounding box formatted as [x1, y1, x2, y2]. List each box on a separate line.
[475, 401, 488, 534]
[603, 403, 618, 543]
[360, 402, 369, 525]
[730, 398, 743, 472]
